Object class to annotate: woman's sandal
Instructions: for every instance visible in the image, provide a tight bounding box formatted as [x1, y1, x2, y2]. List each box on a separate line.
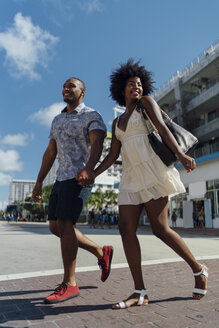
[192, 264, 208, 299]
[112, 289, 148, 309]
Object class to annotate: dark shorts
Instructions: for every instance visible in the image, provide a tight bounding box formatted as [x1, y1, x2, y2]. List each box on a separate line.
[48, 178, 92, 224]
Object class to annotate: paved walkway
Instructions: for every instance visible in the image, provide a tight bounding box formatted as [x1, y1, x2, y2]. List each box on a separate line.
[0, 259, 218, 328]
[140, 225, 219, 236]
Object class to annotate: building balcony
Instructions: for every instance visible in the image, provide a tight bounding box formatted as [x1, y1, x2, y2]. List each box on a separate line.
[154, 40, 219, 101]
[182, 41, 219, 84]
[192, 117, 219, 140]
[185, 82, 219, 113]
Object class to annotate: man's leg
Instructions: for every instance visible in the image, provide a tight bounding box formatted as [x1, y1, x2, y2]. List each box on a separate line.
[49, 184, 112, 261]
[45, 180, 81, 304]
[49, 220, 113, 282]
[57, 219, 78, 285]
[49, 220, 103, 259]
[45, 219, 80, 304]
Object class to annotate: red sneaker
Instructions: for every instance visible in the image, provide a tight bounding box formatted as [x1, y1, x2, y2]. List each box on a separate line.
[98, 246, 113, 282]
[45, 282, 79, 304]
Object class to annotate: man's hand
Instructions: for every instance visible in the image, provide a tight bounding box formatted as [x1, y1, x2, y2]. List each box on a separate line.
[32, 181, 43, 202]
[76, 168, 95, 187]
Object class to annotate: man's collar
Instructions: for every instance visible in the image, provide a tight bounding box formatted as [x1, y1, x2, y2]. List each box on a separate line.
[61, 102, 85, 114]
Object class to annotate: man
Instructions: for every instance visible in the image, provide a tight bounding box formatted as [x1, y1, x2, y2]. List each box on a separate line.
[171, 210, 177, 228]
[32, 77, 113, 304]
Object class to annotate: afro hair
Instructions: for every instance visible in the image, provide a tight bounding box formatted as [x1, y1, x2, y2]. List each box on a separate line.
[110, 58, 154, 107]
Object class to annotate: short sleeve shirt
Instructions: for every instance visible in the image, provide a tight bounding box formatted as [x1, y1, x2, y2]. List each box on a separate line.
[49, 102, 106, 181]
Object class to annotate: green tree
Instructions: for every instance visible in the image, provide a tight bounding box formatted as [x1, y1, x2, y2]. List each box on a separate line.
[86, 188, 104, 211]
[86, 188, 118, 212]
[103, 190, 118, 207]
[21, 194, 46, 221]
[41, 184, 53, 205]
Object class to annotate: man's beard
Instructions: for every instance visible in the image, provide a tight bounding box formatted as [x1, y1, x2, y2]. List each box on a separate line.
[63, 95, 76, 104]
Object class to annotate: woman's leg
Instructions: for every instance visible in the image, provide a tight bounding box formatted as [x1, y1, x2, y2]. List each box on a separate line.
[113, 204, 148, 309]
[144, 197, 208, 299]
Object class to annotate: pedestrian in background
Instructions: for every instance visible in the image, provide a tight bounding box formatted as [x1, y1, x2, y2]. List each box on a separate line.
[97, 208, 104, 229]
[198, 207, 205, 230]
[89, 209, 96, 228]
[171, 210, 177, 228]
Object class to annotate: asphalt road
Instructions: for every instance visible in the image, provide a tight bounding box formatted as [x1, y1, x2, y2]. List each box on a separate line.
[0, 221, 219, 277]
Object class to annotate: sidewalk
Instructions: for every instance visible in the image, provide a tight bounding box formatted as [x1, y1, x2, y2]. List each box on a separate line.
[4, 220, 219, 237]
[0, 259, 218, 328]
[140, 225, 219, 236]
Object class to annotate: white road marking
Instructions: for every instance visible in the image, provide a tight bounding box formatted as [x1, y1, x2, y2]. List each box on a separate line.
[0, 255, 218, 281]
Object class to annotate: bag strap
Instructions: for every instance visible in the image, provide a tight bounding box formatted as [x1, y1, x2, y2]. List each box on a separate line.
[159, 108, 173, 123]
[136, 100, 156, 134]
[139, 108, 156, 134]
[137, 99, 173, 133]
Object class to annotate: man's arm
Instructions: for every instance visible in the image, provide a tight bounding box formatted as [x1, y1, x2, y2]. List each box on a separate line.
[32, 139, 57, 202]
[76, 129, 105, 186]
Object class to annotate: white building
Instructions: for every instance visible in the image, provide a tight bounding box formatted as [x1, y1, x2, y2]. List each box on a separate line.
[94, 131, 121, 191]
[43, 159, 58, 186]
[9, 179, 36, 204]
[153, 40, 219, 228]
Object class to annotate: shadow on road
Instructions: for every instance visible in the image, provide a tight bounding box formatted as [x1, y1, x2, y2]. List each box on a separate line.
[0, 288, 193, 326]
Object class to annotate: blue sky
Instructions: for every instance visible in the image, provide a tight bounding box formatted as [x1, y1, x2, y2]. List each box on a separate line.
[0, 0, 218, 209]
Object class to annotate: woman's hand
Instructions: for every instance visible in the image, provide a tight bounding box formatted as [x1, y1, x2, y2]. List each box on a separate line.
[178, 153, 196, 172]
[76, 168, 95, 186]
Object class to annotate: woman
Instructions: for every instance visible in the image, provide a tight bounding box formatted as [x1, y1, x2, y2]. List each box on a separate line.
[78, 59, 208, 309]
[198, 207, 205, 230]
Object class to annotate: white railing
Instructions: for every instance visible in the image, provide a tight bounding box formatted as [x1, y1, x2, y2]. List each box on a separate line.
[113, 106, 125, 118]
[154, 39, 219, 99]
[186, 82, 219, 112]
[193, 117, 219, 139]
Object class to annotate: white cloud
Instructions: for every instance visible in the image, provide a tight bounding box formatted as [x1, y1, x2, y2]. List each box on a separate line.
[75, 0, 103, 13]
[43, 0, 103, 14]
[1, 133, 29, 146]
[30, 102, 65, 127]
[0, 149, 23, 172]
[0, 12, 59, 79]
[0, 172, 12, 186]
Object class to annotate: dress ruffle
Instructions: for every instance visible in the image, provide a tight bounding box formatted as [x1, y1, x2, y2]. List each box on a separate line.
[115, 110, 185, 205]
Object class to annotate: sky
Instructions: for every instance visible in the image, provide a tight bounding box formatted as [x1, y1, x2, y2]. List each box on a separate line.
[0, 0, 218, 209]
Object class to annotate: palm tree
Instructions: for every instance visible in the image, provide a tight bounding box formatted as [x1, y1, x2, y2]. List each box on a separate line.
[86, 188, 118, 212]
[103, 190, 118, 210]
[86, 188, 104, 211]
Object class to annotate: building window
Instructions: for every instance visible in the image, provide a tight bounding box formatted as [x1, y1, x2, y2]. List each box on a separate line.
[214, 179, 219, 189]
[205, 179, 219, 218]
[217, 190, 219, 216]
[208, 110, 217, 122]
[207, 180, 214, 190]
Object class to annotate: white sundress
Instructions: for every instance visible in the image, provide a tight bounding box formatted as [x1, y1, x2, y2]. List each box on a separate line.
[115, 109, 185, 205]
